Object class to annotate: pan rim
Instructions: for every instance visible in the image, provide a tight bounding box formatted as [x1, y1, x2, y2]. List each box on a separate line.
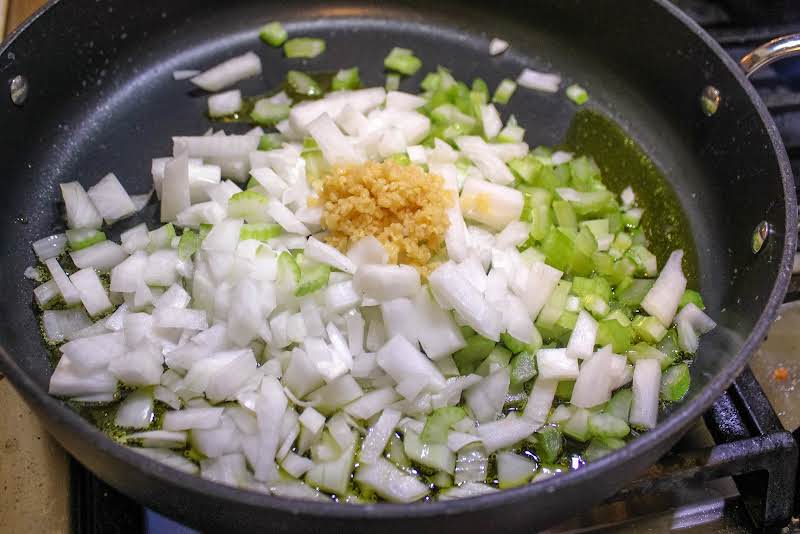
[0, 0, 797, 522]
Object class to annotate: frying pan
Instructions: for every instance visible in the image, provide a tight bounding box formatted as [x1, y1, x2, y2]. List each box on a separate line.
[0, 0, 797, 532]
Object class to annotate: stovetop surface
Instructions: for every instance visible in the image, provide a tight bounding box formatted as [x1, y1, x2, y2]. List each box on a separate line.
[70, 2, 800, 533]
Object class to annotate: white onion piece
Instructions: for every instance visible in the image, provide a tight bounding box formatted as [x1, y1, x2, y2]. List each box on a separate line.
[641, 250, 687, 326]
[675, 302, 716, 353]
[570, 346, 617, 408]
[354, 265, 420, 301]
[376, 335, 446, 393]
[87, 173, 136, 223]
[208, 89, 242, 118]
[520, 261, 563, 319]
[173, 69, 200, 80]
[306, 236, 355, 273]
[307, 112, 365, 166]
[42, 309, 92, 343]
[566, 310, 598, 359]
[60, 182, 102, 230]
[385, 91, 426, 111]
[70, 268, 112, 316]
[161, 154, 191, 223]
[115, 389, 155, 429]
[355, 457, 429, 503]
[536, 348, 580, 380]
[459, 177, 523, 230]
[465, 367, 510, 423]
[456, 137, 515, 185]
[70, 241, 128, 272]
[480, 104, 503, 139]
[522, 377, 558, 424]
[413, 287, 466, 361]
[45, 258, 81, 305]
[517, 68, 561, 93]
[32, 233, 67, 261]
[629, 359, 661, 429]
[477, 414, 540, 453]
[190, 51, 262, 92]
[489, 38, 509, 55]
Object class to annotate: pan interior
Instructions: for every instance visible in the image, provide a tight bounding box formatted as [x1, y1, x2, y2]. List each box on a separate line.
[0, 0, 791, 504]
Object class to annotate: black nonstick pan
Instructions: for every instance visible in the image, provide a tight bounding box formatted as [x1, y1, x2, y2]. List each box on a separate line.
[0, 0, 797, 532]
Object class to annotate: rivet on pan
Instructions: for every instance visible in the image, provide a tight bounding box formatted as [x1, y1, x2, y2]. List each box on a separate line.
[752, 221, 770, 254]
[700, 85, 720, 116]
[9, 75, 28, 106]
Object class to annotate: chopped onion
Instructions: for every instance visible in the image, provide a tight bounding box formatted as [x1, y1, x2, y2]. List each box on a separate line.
[517, 68, 561, 93]
[190, 51, 262, 92]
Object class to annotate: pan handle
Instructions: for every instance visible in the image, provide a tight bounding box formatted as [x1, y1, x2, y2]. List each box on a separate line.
[740, 34, 800, 76]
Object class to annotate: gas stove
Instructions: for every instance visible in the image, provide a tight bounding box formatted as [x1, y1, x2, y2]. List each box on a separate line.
[68, 2, 800, 533]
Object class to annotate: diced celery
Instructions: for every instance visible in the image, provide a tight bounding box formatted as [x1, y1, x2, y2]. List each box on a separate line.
[616, 278, 654, 307]
[453, 335, 496, 374]
[623, 208, 643, 228]
[384, 47, 422, 76]
[388, 153, 410, 165]
[605, 309, 631, 327]
[510, 351, 537, 387]
[385, 73, 401, 92]
[553, 200, 578, 229]
[430, 472, 453, 488]
[534, 166, 569, 191]
[475, 345, 512, 376]
[627, 342, 674, 370]
[569, 156, 601, 190]
[566, 84, 589, 105]
[500, 331, 542, 354]
[497, 115, 525, 143]
[661, 363, 691, 401]
[626, 245, 658, 277]
[331, 67, 361, 91]
[246, 177, 259, 190]
[471, 78, 489, 103]
[178, 230, 200, 260]
[542, 228, 575, 272]
[278, 251, 300, 285]
[563, 408, 591, 442]
[251, 99, 290, 126]
[537, 280, 572, 329]
[259, 21, 288, 46]
[198, 223, 212, 242]
[284, 38, 326, 59]
[258, 133, 283, 151]
[581, 218, 610, 241]
[66, 228, 106, 250]
[460, 325, 477, 338]
[555, 380, 575, 401]
[492, 79, 517, 104]
[632, 315, 667, 344]
[679, 289, 705, 310]
[584, 437, 625, 461]
[605, 388, 633, 421]
[588, 413, 630, 439]
[421, 406, 466, 444]
[228, 190, 269, 221]
[509, 156, 542, 184]
[555, 311, 578, 332]
[240, 223, 282, 242]
[581, 294, 609, 319]
[571, 276, 612, 302]
[295, 263, 331, 297]
[287, 70, 323, 98]
[533, 425, 563, 463]
[403, 430, 454, 474]
[148, 223, 176, 252]
[597, 318, 633, 352]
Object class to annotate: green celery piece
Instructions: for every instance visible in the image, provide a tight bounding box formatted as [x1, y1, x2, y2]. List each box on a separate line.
[533, 425, 563, 463]
[295, 263, 331, 297]
[475, 345, 512, 376]
[250, 99, 290, 126]
[66, 228, 106, 250]
[661, 363, 691, 401]
[534, 166, 569, 191]
[509, 155, 543, 184]
[632, 315, 667, 344]
[537, 280, 572, 329]
[566, 84, 589, 105]
[384, 47, 422, 75]
[421, 406, 466, 444]
[246, 177, 259, 190]
[569, 155, 601, 189]
[331, 67, 360, 91]
[505, 384, 528, 409]
[581, 218, 610, 241]
[510, 351, 537, 387]
[240, 223, 282, 242]
[555, 380, 575, 401]
[471, 78, 489, 103]
[430, 472, 453, 489]
[622, 208, 643, 228]
[389, 153, 410, 165]
[277, 251, 301, 284]
[385, 73, 401, 91]
[626, 245, 658, 277]
[529, 204, 552, 241]
[284, 37, 326, 58]
[605, 309, 631, 327]
[147, 223, 176, 252]
[532, 146, 553, 158]
[286, 70, 323, 98]
[617, 279, 655, 307]
[605, 388, 633, 421]
[607, 211, 624, 234]
[430, 104, 477, 127]
[541, 228, 575, 273]
[563, 408, 592, 442]
[198, 224, 212, 242]
[259, 21, 288, 47]
[303, 149, 327, 180]
[258, 133, 283, 151]
[460, 325, 477, 338]
[420, 72, 441, 92]
[500, 332, 542, 354]
[581, 294, 609, 319]
[627, 342, 674, 370]
[555, 311, 578, 332]
[452, 336, 496, 374]
[584, 437, 626, 462]
[588, 413, 630, 439]
[178, 230, 200, 260]
[610, 232, 633, 258]
[228, 190, 269, 221]
[571, 276, 612, 302]
[552, 200, 578, 229]
[492, 78, 517, 104]
[597, 318, 633, 353]
[679, 289, 705, 310]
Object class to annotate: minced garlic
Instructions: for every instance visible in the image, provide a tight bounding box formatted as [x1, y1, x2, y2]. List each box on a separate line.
[319, 161, 452, 272]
